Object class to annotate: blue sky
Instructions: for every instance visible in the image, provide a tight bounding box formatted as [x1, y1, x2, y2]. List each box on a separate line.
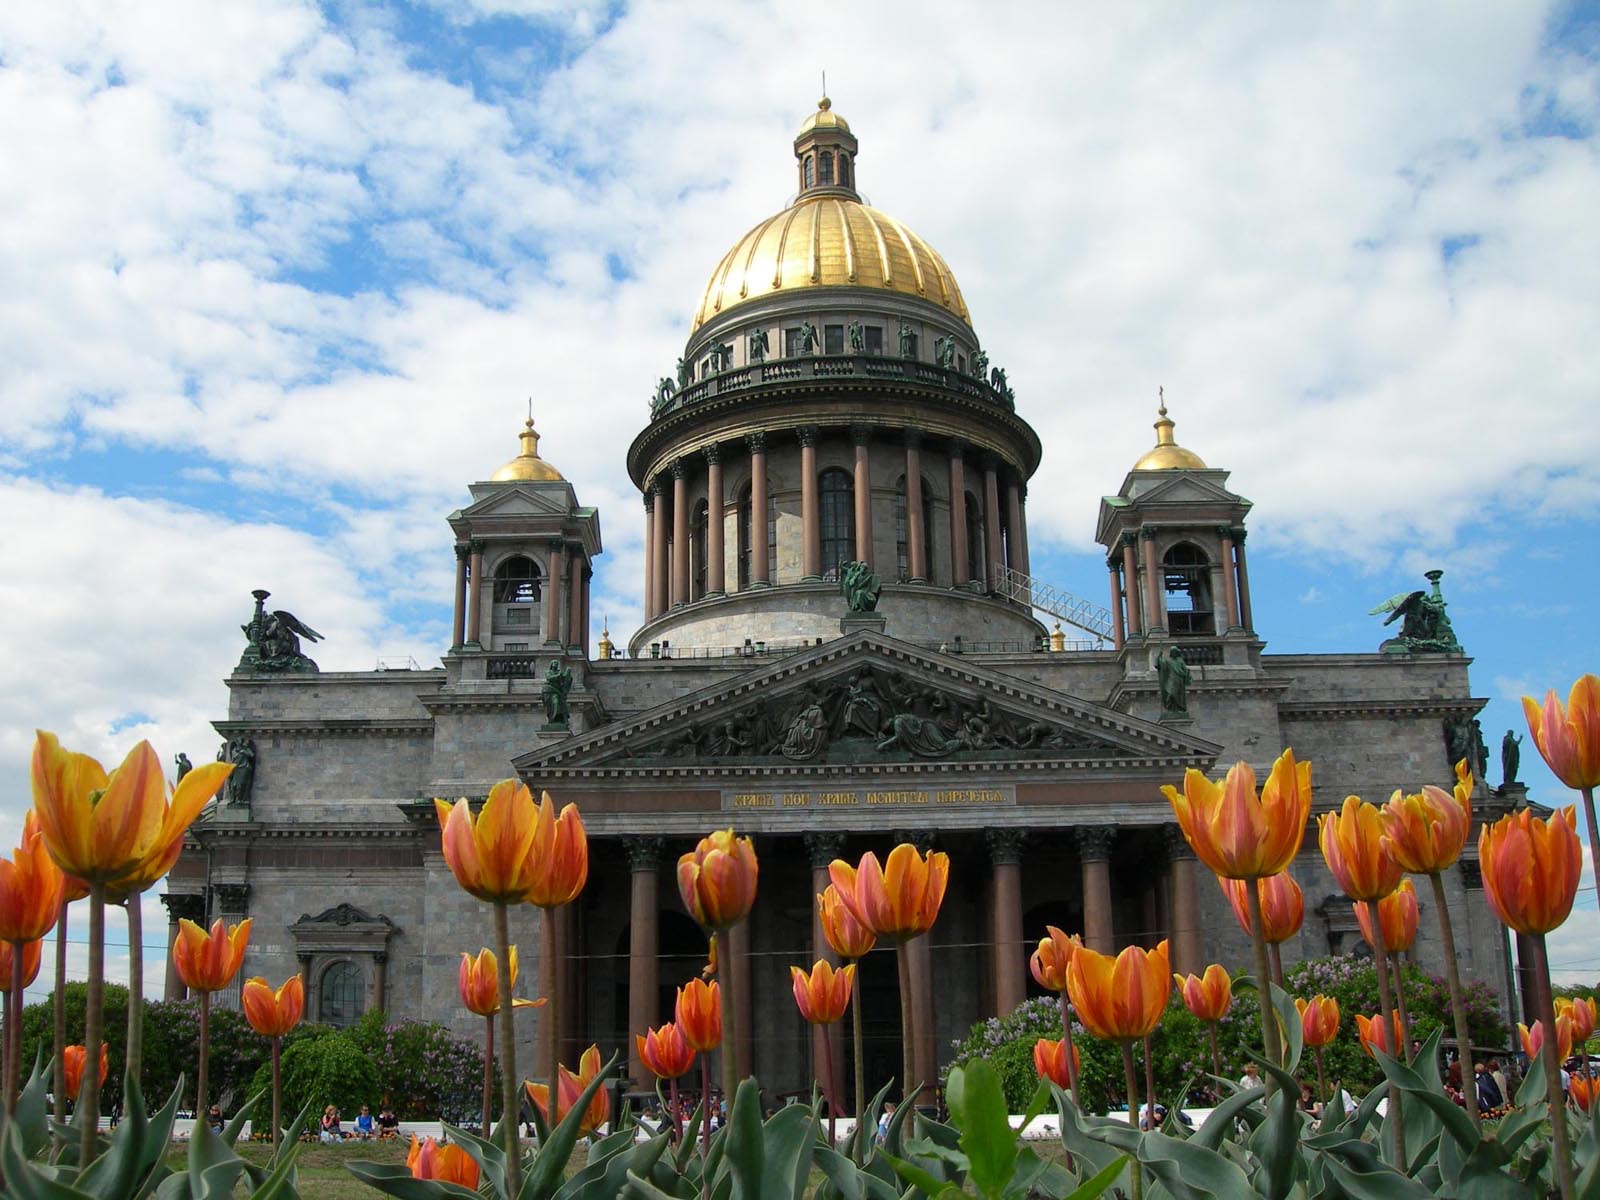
[1, 1, 1597, 995]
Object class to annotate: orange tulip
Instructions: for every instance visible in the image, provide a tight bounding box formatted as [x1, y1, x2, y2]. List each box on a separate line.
[434, 780, 547, 903]
[791, 960, 854, 1025]
[1319, 795, 1403, 902]
[1479, 807, 1583, 935]
[241, 975, 305, 1038]
[1557, 995, 1596, 1046]
[828, 843, 949, 942]
[1220, 872, 1303, 944]
[1380, 782, 1472, 875]
[1520, 1017, 1574, 1065]
[1523, 675, 1600, 790]
[1297, 995, 1340, 1048]
[523, 793, 588, 908]
[1356, 1010, 1403, 1059]
[1162, 749, 1312, 880]
[1065, 939, 1170, 1042]
[63, 1043, 107, 1098]
[172, 917, 252, 994]
[1030, 926, 1081, 992]
[30, 733, 229, 886]
[675, 977, 722, 1052]
[0, 813, 63, 944]
[678, 829, 758, 931]
[457, 946, 545, 1018]
[817, 884, 876, 960]
[1355, 878, 1419, 954]
[1174, 964, 1233, 1023]
[637, 1022, 695, 1080]
[0, 938, 43, 992]
[1571, 1074, 1598, 1113]
[1033, 1037, 1080, 1089]
[407, 1136, 480, 1186]
[525, 1044, 608, 1135]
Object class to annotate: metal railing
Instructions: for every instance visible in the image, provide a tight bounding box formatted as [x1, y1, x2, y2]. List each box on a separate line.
[657, 353, 1013, 418]
[993, 565, 1114, 642]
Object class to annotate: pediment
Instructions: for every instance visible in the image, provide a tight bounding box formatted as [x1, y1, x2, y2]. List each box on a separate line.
[458, 483, 576, 519]
[1125, 473, 1246, 507]
[513, 633, 1219, 777]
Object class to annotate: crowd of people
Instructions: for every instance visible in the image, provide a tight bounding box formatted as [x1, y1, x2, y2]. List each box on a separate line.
[317, 1103, 400, 1143]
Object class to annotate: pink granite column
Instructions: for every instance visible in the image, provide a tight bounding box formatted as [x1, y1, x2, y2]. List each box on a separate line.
[988, 830, 1026, 1017]
[465, 539, 484, 646]
[748, 435, 770, 587]
[982, 460, 1002, 590]
[852, 425, 873, 566]
[543, 539, 564, 647]
[1005, 480, 1028, 579]
[650, 480, 670, 614]
[642, 495, 657, 620]
[705, 446, 725, 596]
[1120, 537, 1141, 635]
[625, 837, 662, 1087]
[905, 434, 927, 582]
[800, 427, 821, 580]
[1141, 528, 1164, 634]
[1233, 528, 1254, 631]
[1076, 827, 1115, 953]
[451, 542, 469, 649]
[1109, 564, 1126, 649]
[671, 460, 689, 608]
[566, 549, 584, 654]
[948, 443, 968, 587]
[1165, 826, 1203, 977]
[1217, 528, 1240, 630]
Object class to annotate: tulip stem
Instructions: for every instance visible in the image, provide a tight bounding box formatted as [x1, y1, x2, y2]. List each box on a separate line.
[1582, 787, 1600, 918]
[718, 929, 738, 1121]
[125, 897, 143, 1098]
[196, 990, 210, 1126]
[668, 1075, 680, 1146]
[1267, 943, 1284, 994]
[850, 982, 866, 1164]
[1243, 878, 1281, 1092]
[1381, 942, 1413, 1063]
[1533, 935, 1577, 1200]
[270, 1036, 281, 1149]
[897, 941, 916, 1108]
[1207, 1022, 1221, 1082]
[1142, 1034, 1157, 1130]
[1364, 902, 1404, 1164]
[1426, 870, 1480, 1129]
[81, 882, 105, 1165]
[1058, 992, 1079, 1101]
[482, 1014, 494, 1137]
[1120, 1042, 1144, 1200]
[542, 903, 559, 1149]
[820, 1015, 839, 1149]
[53, 906, 68, 1124]
[1313, 1046, 1328, 1122]
[5, 940, 22, 1117]
[699, 1053, 712, 1159]
[493, 900, 521, 1195]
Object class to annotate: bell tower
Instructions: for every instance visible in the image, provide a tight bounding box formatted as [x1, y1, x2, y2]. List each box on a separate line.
[793, 96, 860, 199]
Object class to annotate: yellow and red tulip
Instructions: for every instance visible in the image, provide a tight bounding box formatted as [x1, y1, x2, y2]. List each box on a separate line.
[1557, 995, 1596, 1046]
[1065, 939, 1171, 1042]
[407, 1136, 480, 1186]
[523, 793, 588, 908]
[457, 946, 545, 1018]
[1029, 926, 1081, 992]
[817, 884, 875, 960]
[791, 959, 854, 1025]
[1033, 1037, 1080, 1089]
[1479, 807, 1584, 935]
[0, 938, 42, 992]
[1174, 964, 1233, 1023]
[828, 843, 949, 942]
[434, 781, 546, 904]
[63, 1043, 107, 1098]
[241, 975, 305, 1038]
[1356, 1010, 1404, 1059]
[1572, 1074, 1598, 1113]
[1297, 995, 1340, 1048]
[0, 812, 66, 944]
[675, 977, 722, 1052]
[1355, 878, 1419, 954]
[1520, 1017, 1574, 1065]
[1319, 796, 1403, 902]
[1380, 782, 1473, 875]
[525, 1044, 609, 1135]
[1161, 750, 1312, 880]
[1523, 675, 1600, 791]
[30, 733, 229, 886]
[677, 830, 759, 931]
[172, 917, 252, 994]
[1220, 872, 1303, 944]
[637, 1022, 695, 1080]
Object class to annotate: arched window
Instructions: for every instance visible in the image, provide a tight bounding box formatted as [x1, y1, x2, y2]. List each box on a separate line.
[691, 500, 709, 600]
[894, 475, 936, 582]
[820, 468, 854, 576]
[1163, 543, 1215, 635]
[737, 485, 777, 589]
[492, 555, 541, 604]
[803, 156, 814, 188]
[319, 961, 364, 1027]
[965, 491, 985, 585]
[839, 155, 851, 187]
[819, 151, 834, 185]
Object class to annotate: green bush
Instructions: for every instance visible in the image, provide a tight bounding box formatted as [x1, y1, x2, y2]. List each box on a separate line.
[249, 1030, 380, 1122]
[349, 1009, 486, 1122]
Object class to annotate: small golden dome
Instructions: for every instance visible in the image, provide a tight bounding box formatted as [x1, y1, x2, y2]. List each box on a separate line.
[1132, 393, 1207, 471]
[798, 95, 851, 134]
[490, 417, 565, 482]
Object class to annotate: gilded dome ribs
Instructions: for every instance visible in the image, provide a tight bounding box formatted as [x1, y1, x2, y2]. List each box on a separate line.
[831, 199, 857, 282]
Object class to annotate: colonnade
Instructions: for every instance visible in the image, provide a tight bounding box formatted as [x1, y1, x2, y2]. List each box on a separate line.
[641, 427, 1032, 623]
[1106, 526, 1254, 650]
[449, 537, 594, 656]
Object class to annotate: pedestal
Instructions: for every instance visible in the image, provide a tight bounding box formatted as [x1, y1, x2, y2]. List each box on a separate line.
[840, 613, 887, 636]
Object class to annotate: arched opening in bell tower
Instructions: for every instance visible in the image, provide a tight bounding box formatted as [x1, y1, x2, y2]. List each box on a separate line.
[1162, 542, 1215, 636]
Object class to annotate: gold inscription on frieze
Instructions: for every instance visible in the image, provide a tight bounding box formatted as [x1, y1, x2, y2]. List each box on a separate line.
[730, 792, 775, 808]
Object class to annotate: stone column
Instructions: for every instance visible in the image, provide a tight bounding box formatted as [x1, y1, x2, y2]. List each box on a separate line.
[580, 567, 592, 658]
[466, 539, 485, 646]
[904, 433, 927, 582]
[805, 832, 846, 1099]
[1141, 528, 1164, 634]
[982, 460, 1002, 590]
[1233, 528, 1254, 631]
[799, 426, 821, 580]
[298, 954, 312, 1002]
[544, 539, 564, 647]
[651, 480, 670, 614]
[1108, 563, 1126, 650]
[671, 459, 690, 608]
[451, 543, 469, 649]
[566, 550, 584, 654]
[1164, 826, 1204, 977]
[1120, 536, 1141, 635]
[373, 953, 388, 1014]
[624, 836, 663, 1086]
[1217, 528, 1240, 631]
[851, 425, 873, 566]
[728, 918, 755, 1082]
[642, 495, 656, 620]
[948, 443, 968, 588]
[1075, 828, 1115, 953]
[901, 831, 937, 1106]
[748, 434, 770, 587]
[987, 829, 1026, 1017]
[704, 445, 725, 596]
[1005, 480, 1028, 579]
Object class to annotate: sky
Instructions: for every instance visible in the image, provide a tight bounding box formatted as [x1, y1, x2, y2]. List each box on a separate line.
[1, 1, 1597, 997]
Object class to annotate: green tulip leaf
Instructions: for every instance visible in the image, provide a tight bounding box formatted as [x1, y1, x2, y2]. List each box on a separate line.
[1137, 1128, 1253, 1199]
[1321, 1158, 1435, 1200]
[343, 1162, 481, 1199]
[945, 1059, 1016, 1200]
[521, 1049, 623, 1200]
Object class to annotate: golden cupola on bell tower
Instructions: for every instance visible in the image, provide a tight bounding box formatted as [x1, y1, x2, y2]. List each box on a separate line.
[793, 96, 860, 198]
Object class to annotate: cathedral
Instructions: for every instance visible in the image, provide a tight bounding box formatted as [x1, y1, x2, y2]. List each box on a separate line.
[170, 100, 1513, 1104]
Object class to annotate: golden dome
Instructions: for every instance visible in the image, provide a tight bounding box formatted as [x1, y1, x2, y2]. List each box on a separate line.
[1132, 395, 1207, 471]
[797, 95, 851, 134]
[490, 417, 565, 482]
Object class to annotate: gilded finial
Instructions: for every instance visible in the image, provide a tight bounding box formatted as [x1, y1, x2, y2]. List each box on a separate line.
[1158, 385, 1166, 417]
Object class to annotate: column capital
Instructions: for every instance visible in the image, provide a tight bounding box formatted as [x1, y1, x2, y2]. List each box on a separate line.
[1232, 527, 1248, 544]
[1140, 525, 1158, 542]
[702, 442, 721, 465]
[803, 831, 847, 869]
[1107, 557, 1122, 573]
[297, 952, 313, 968]
[1162, 823, 1195, 861]
[849, 423, 873, 445]
[650, 476, 670, 497]
[893, 829, 939, 854]
[1458, 858, 1482, 889]
[212, 882, 250, 913]
[373, 951, 389, 966]
[947, 438, 967, 461]
[1119, 532, 1139, 550]
[643, 492, 655, 513]
[160, 892, 206, 923]
[985, 827, 1026, 866]
[468, 537, 486, 554]
[1216, 526, 1236, 542]
[671, 457, 689, 480]
[623, 835, 665, 871]
[1073, 826, 1115, 863]
[980, 452, 1002, 474]
[746, 431, 767, 454]
[583, 565, 593, 582]
[548, 537, 566, 554]
[454, 541, 472, 561]
[796, 425, 820, 448]
[902, 429, 923, 450]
